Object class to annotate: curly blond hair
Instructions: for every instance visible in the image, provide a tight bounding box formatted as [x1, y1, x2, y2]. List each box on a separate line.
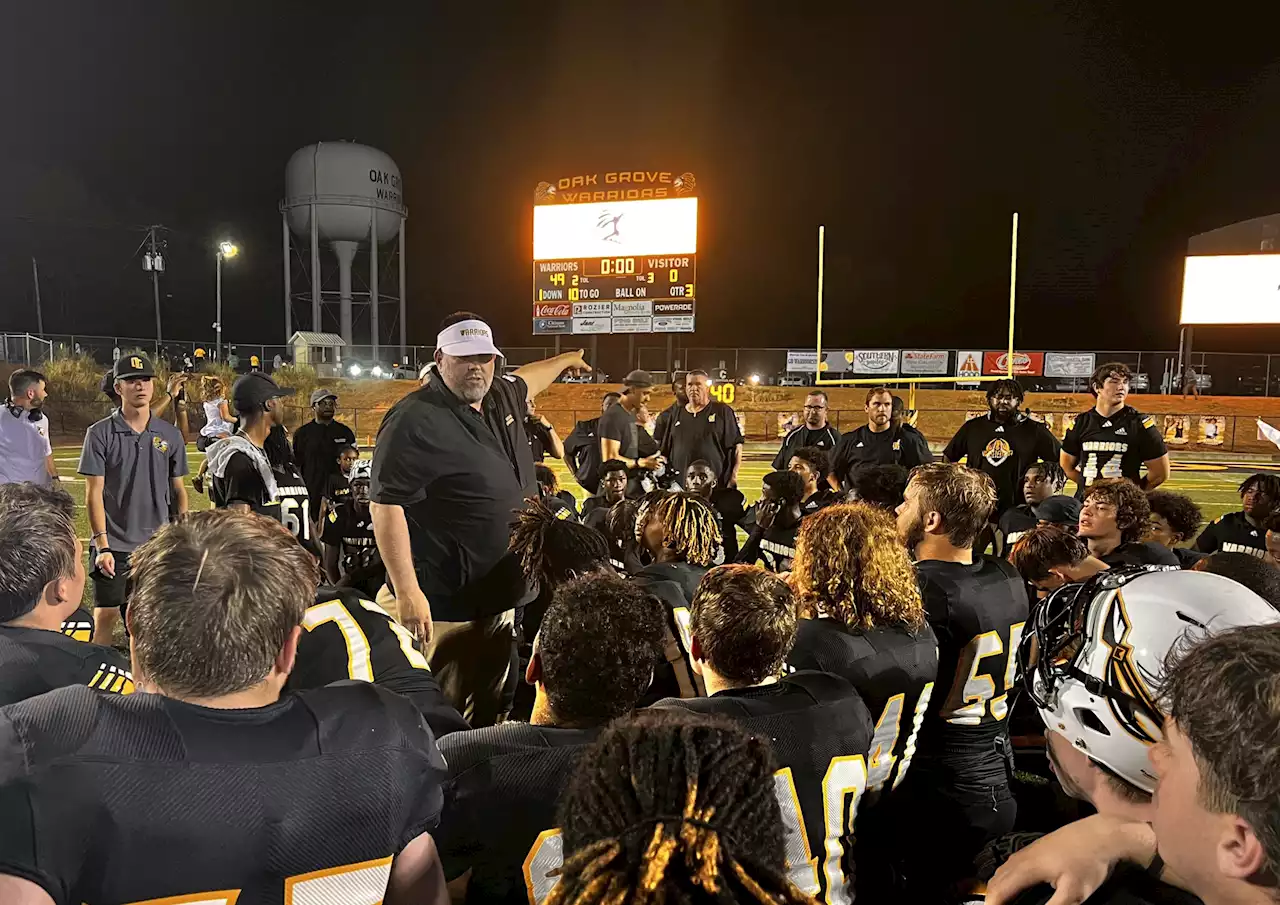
[792, 503, 925, 631]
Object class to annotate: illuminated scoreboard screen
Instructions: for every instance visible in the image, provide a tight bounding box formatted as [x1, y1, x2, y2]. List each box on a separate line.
[531, 196, 697, 335]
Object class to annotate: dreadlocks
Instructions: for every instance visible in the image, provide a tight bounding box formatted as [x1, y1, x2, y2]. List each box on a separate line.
[646, 492, 721, 568]
[510, 500, 610, 592]
[549, 708, 817, 905]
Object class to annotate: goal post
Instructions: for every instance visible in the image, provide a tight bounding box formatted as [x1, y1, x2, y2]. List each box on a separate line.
[812, 215, 1020, 387]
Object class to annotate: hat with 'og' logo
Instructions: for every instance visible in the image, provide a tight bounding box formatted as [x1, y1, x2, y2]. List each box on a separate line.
[113, 354, 156, 380]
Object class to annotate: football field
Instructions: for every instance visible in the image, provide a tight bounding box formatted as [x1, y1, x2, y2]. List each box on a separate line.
[49, 440, 1269, 607]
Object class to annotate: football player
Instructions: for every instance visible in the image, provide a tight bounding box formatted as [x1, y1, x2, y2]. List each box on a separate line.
[1009, 524, 1111, 597]
[1061, 361, 1169, 492]
[1079, 478, 1179, 567]
[652, 564, 875, 902]
[997, 461, 1071, 550]
[1194, 472, 1279, 559]
[684, 459, 747, 561]
[892, 462, 1030, 898]
[206, 373, 316, 553]
[983, 570, 1280, 905]
[789, 445, 842, 514]
[943, 379, 1061, 524]
[787, 502, 940, 898]
[434, 574, 666, 904]
[737, 470, 805, 572]
[0, 483, 133, 706]
[632, 491, 721, 697]
[550, 708, 817, 903]
[580, 458, 628, 530]
[1145, 490, 1206, 568]
[0, 509, 450, 904]
[321, 459, 384, 597]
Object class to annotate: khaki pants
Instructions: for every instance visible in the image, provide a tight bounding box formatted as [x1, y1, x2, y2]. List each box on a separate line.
[427, 608, 516, 728]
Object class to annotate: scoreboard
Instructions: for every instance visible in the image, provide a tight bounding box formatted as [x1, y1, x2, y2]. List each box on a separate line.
[531, 194, 697, 335]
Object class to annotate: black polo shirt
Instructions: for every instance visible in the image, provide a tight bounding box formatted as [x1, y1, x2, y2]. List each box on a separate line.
[370, 374, 535, 622]
[772, 423, 840, 470]
[659, 401, 744, 487]
[292, 418, 357, 514]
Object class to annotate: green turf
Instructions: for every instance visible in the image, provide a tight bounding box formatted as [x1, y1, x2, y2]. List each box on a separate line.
[54, 441, 1250, 609]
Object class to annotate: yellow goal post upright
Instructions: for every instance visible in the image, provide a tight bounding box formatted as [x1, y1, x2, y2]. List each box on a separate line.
[813, 213, 1021, 410]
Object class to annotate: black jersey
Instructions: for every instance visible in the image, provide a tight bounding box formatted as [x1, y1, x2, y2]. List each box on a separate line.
[802, 487, 844, 515]
[830, 424, 932, 489]
[1101, 541, 1181, 568]
[320, 502, 382, 594]
[788, 618, 939, 809]
[998, 504, 1039, 549]
[436, 721, 599, 905]
[322, 471, 352, 509]
[289, 588, 468, 737]
[1062, 407, 1166, 488]
[772, 423, 841, 470]
[654, 672, 875, 903]
[915, 557, 1030, 774]
[0, 625, 133, 707]
[943, 414, 1061, 516]
[633, 561, 711, 700]
[1194, 510, 1268, 558]
[58, 607, 95, 642]
[211, 452, 316, 551]
[0, 682, 447, 905]
[737, 519, 801, 572]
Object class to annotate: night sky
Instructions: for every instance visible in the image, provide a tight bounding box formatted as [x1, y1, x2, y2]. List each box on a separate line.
[4, 2, 1280, 361]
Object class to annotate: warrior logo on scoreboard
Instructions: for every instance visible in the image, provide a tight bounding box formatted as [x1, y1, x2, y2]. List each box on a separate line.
[598, 210, 624, 244]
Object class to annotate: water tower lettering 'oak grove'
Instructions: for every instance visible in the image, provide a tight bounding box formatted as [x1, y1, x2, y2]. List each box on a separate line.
[281, 141, 407, 360]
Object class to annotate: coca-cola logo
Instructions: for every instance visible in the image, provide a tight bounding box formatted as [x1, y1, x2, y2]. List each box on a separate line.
[534, 303, 571, 317]
[654, 301, 694, 313]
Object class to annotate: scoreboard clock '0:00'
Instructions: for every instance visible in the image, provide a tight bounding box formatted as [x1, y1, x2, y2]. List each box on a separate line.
[533, 256, 695, 303]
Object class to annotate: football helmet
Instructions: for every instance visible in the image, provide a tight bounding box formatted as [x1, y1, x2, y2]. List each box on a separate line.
[1019, 565, 1278, 792]
[349, 460, 372, 483]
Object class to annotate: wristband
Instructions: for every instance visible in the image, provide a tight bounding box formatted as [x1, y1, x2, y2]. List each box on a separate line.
[93, 532, 108, 540]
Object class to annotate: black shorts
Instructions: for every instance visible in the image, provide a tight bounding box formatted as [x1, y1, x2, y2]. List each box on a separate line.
[89, 549, 133, 612]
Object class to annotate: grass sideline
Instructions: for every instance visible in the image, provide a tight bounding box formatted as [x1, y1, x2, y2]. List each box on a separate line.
[52, 441, 1250, 608]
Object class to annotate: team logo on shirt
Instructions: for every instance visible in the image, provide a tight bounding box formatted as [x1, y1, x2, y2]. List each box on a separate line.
[1141, 416, 1156, 429]
[982, 437, 1012, 467]
[152, 436, 169, 454]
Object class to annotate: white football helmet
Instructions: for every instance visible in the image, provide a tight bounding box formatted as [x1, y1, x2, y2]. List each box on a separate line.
[348, 459, 372, 483]
[1019, 566, 1279, 792]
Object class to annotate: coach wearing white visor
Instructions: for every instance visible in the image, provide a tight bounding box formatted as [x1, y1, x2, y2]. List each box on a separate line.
[370, 311, 589, 726]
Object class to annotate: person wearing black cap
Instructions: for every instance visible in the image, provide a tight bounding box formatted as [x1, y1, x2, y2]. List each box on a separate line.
[369, 311, 590, 726]
[292, 387, 356, 523]
[78, 354, 188, 645]
[599, 369, 664, 498]
[206, 373, 315, 552]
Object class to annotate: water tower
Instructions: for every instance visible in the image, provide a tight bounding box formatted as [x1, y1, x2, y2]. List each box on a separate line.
[281, 142, 408, 361]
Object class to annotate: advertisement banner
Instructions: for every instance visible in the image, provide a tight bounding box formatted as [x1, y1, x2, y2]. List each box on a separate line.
[1044, 352, 1096, 378]
[653, 315, 695, 333]
[786, 350, 818, 372]
[572, 301, 611, 318]
[571, 317, 611, 334]
[652, 300, 695, 316]
[611, 315, 653, 333]
[901, 350, 950, 375]
[533, 302, 572, 318]
[982, 351, 1045, 376]
[956, 350, 982, 385]
[851, 349, 900, 374]
[532, 317, 572, 335]
[611, 301, 652, 317]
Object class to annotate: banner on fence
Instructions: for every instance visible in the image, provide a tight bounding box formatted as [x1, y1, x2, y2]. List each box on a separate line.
[1044, 352, 1096, 378]
[850, 349, 899, 374]
[901, 350, 950, 375]
[956, 350, 982, 385]
[982, 351, 1045, 376]
[786, 350, 818, 372]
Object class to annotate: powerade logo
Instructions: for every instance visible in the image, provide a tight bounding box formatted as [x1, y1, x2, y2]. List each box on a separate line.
[654, 302, 693, 314]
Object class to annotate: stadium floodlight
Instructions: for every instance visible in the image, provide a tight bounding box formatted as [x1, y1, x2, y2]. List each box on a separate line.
[749, 374, 761, 385]
[372, 366, 384, 378]
[813, 214, 1020, 386]
[348, 364, 363, 377]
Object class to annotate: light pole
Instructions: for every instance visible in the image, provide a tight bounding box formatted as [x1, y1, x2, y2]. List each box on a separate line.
[215, 240, 238, 361]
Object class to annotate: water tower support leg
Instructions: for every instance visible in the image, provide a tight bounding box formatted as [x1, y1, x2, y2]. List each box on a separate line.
[398, 223, 407, 362]
[282, 211, 292, 344]
[370, 208, 380, 363]
[310, 203, 321, 331]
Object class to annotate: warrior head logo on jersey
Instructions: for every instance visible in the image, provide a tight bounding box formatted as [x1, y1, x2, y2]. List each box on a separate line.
[983, 437, 1012, 467]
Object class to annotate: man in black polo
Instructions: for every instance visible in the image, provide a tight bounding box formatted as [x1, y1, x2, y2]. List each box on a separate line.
[292, 388, 356, 523]
[660, 369, 744, 489]
[78, 354, 188, 645]
[771, 389, 840, 470]
[828, 385, 932, 491]
[370, 311, 589, 727]
[1061, 361, 1169, 493]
